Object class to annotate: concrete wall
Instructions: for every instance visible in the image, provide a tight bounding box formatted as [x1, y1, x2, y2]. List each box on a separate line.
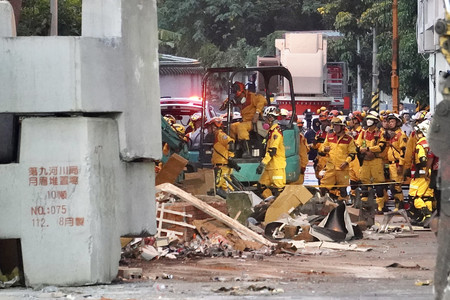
[0, 1, 161, 161]
[160, 74, 203, 98]
[0, 0, 159, 286]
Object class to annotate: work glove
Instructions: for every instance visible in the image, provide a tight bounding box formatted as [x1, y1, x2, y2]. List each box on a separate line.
[256, 162, 266, 175]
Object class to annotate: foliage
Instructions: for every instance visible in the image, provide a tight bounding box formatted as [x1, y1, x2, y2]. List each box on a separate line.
[17, 0, 81, 36]
[157, 0, 324, 66]
[15, 0, 429, 105]
[315, 0, 429, 105]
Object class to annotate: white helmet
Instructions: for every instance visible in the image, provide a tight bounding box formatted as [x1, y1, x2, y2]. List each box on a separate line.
[263, 106, 279, 117]
[280, 108, 289, 117]
[415, 119, 430, 135]
[232, 111, 242, 120]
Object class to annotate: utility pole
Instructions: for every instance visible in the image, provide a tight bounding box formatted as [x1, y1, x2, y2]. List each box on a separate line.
[50, 0, 58, 36]
[371, 27, 380, 112]
[391, 0, 399, 112]
[357, 38, 362, 111]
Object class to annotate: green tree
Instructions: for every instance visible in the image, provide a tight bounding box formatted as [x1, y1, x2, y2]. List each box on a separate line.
[157, 0, 324, 67]
[17, 0, 81, 36]
[313, 0, 428, 105]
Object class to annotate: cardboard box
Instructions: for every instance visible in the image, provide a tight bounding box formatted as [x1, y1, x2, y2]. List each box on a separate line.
[182, 168, 215, 196]
[264, 185, 312, 223]
[155, 153, 188, 186]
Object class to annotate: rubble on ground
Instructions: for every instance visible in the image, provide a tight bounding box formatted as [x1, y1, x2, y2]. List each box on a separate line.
[120, 180, 421, 272]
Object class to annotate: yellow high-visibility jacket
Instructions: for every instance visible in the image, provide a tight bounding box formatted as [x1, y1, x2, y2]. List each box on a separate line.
[320, 132, 357, 169]
[262, 123, 286, 170]
[212, 129, 234, 165]
[299, 133, 309, 169]
[387, 128, 408, 165]
[404, 131, 417, 171]
[240, 91, 266, 122]
[356, 127, 387, 155]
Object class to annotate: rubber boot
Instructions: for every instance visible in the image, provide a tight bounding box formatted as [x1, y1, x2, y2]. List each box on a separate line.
[242, 140, 252, 158]
[376, 197, 385, 214]
[418, 207, 432, 228]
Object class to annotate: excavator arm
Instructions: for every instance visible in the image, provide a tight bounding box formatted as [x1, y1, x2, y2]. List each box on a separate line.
[160, 115, 189, 162]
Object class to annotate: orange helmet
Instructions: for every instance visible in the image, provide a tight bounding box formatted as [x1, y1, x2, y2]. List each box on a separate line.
[351, 111, 363, 123]
[205, 117, 223, 128]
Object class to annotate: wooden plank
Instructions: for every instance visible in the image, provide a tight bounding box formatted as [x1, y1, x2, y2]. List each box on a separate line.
[156, 183, 275, 247]
[156, 217, 196, 229]
[157, 207, 193, 218]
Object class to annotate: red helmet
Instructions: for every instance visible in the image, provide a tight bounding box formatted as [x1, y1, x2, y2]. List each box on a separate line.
[231, 82, 246, 103]
[351, 111, 363, 123]
[328, 110, 339, 120]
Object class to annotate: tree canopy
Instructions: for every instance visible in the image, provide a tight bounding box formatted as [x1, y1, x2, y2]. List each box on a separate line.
[14, 0, 428, 105]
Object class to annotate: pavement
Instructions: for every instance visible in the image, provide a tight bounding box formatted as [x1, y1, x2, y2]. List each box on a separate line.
[0, 216, 438, 299]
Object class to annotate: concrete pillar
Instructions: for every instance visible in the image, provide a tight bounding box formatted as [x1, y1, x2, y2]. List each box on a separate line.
[0, 0, 160, 286]
[0, 1, 16, 37]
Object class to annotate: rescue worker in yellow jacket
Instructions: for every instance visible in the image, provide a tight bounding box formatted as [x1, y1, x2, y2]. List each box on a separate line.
[403, 110, 427, 181]
[356, 111, 387, 213]
[256, 106, 286, 198]
[294, 119, 310, 184]
[319, 117, 357, 202]
[408, 120, 434, 226]
[220, 81, 266, 158]
[348, 111, 364, 203]
[206, 117, 236, 193]
[385, 113, 408, 210]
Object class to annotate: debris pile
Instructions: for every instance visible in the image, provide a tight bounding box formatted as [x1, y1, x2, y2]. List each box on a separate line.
[121, 179, 416, 267]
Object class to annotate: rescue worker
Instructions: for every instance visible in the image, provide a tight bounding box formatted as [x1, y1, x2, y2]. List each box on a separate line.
[356, 111, 387, 213]
[348, 111, 364, 203]
[294, 119, 309, 184]
[256, 106, 286, 198]
[185, 112, 205, 150]
[378, 110, 391, 207]
[385, 113, 408, 210]
[219, 81, 266, 158]
[279, 108, 291, 127]
[319, 117, 357, 202]
[408, 120, 434, 227]
[311, 110, 330, 181]
[403, 110, 427, 181]
[206, 117, 236, 194]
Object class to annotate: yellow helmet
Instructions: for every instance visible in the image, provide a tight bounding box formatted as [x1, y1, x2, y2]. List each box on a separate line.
[331, 117, 346, 126]
[172, 123, 185, 135]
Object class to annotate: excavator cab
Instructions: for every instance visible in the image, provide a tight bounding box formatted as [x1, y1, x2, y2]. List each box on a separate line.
[199, 66, 300, 186]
